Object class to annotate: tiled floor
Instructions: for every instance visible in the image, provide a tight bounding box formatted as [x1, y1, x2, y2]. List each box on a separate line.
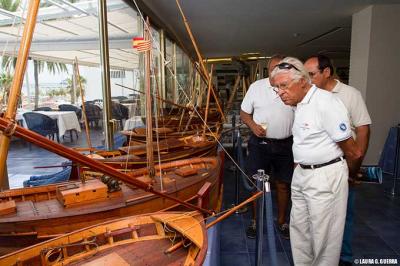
[6, 128, 104, 187]
[5, 131, 400, 265]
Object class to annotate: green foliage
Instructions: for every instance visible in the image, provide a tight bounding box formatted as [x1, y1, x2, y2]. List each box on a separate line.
[0, 72, 13, 89]
[47, 87, 69, 97]
[1, 56, 17, 72]
[0, 0, 21, 12]
[0, 72, 13, 104]
[65, 75, 87, 98]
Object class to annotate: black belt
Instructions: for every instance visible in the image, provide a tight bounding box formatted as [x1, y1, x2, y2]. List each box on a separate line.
[254, 135, 293, 143]
[299, 156, 344, 169]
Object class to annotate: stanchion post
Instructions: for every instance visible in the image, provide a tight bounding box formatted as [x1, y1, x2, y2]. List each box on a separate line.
[264, 174, 278, 266]
[230, 113, 247, 214]
[254, 169, 267, 266]
[385, 125, 400, 197]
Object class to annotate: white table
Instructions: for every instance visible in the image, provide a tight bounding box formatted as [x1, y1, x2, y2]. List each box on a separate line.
[123, 116, 144, 131]
[122, 102, 138, 117]
[17, 111, 81, 137]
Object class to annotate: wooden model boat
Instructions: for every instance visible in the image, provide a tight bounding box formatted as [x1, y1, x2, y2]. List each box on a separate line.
[0, 211, 207, 266]
[0, 156, 222, 255]
[92, 134, 219, 169]
[0, 10, 224, 260]
[121, 122, 221, 143]
[149, 109, 221, 128]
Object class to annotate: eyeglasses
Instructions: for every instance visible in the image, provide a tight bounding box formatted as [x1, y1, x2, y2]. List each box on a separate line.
[275, 62, 300, 72]
[308, 71, 320, 78]
[273, 79, 296, 92]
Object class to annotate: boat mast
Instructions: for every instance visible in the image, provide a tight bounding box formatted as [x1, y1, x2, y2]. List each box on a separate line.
[0, 0, 40, 190]
[74, 57, 92, 150]
[144, 18, 155, 177]
[175, 0, 225, 122]
[203, 64, 213, 137]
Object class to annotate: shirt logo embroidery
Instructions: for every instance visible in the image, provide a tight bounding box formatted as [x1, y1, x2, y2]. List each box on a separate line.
[339, 123, 347, 131]
[300, 123, 310, 130]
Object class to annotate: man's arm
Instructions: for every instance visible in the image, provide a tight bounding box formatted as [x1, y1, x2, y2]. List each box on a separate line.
[337, 137, 363, 178]
[355, 125, 370, 157]
[351, 125, 370, 181]
[240, 110, 265, 137]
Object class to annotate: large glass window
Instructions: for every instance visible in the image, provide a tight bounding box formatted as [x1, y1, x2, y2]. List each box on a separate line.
[175, 46, 191, 104]
[165, 38, 175, 105]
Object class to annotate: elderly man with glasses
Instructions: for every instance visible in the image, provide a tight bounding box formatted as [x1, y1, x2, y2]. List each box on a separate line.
[240, 54, 294, 239]
[304, 55, 371, 266]
[271, 57, 362, 266]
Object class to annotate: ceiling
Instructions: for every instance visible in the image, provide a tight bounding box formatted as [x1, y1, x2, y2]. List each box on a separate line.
[0, 0, 140, 70]
[134, 0, 399, 61]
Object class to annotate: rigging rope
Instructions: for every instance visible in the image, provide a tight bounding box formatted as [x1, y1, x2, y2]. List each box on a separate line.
[131, 0, 259, 191]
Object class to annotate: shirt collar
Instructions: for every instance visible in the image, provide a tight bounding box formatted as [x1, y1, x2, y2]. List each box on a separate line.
[299, 85, 317, 105]
[331, 79, 341, 93]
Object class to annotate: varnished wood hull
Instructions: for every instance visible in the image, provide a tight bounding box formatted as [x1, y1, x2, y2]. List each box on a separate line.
[0, 211, 207, 266]
[0, 157, 222, 255]
[122, 123, 221, 143]
[99, 141, 217, 169]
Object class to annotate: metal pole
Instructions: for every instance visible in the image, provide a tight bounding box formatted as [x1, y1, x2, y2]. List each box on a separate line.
[160, 29, 166, 106]
[173, 43, 177, 103]
[98, 0, 113, 150]
[264, 175, 278, 266]
[71, 61, 77, 104]
[254, 169, 266, 266]
[232, 114, 239, 204]
[386, 125, 400, 197]
[25, 70, 31, 106]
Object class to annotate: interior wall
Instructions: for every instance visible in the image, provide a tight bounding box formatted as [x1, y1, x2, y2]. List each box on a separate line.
[349, 4, 400, 164]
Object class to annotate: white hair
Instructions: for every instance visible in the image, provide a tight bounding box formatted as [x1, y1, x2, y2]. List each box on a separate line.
[270, 57, 311, 84]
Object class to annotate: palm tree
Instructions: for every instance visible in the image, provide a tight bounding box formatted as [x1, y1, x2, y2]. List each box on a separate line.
[65, 75, 87, 100]
[0, 72, 13, 107]
[32, 60, 68, 108]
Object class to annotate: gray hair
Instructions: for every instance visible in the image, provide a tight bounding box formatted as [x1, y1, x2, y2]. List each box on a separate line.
[267, 54, 286, 68]
[270, 56, 311, 84]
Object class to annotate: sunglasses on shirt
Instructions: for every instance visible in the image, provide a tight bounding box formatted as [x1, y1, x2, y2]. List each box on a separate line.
[275, 62, 300, 72]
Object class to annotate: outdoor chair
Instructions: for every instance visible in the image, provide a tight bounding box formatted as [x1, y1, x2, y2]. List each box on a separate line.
[34, 106, 52, 111]
[82, 102, 103, 128]
[111, 102, 129, 129]
[58, 104, 82, 120]
[23, 112, 60, 148]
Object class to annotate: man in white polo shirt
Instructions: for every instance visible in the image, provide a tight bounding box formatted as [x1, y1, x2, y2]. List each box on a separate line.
[271, 57, 362, 265]
[240, 54, 294, 239]
[305, 55, 371, 266]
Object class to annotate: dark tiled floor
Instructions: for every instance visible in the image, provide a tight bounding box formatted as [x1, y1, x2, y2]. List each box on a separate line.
[5, 133, 400, 265]
[7, 128, 104, 187]
[220, 158, 400, 266]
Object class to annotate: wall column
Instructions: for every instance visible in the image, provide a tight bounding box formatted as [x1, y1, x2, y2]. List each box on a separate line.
[349, 4, 400, 164]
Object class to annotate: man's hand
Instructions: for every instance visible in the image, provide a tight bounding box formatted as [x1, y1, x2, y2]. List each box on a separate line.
[240, 110, 266, 137]
[250, 123, 266, 137]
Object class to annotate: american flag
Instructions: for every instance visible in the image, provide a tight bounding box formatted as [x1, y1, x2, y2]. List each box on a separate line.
[132, 37, 151, 52]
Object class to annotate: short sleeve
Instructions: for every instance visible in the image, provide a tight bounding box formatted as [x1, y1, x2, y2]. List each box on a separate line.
[349, 90, 372, 127]
[320, 96, 352, 142]
[241, 84, 255, 114]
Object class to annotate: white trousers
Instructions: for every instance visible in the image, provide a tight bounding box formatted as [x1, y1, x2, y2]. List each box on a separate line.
[290, 160, 349, 266]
